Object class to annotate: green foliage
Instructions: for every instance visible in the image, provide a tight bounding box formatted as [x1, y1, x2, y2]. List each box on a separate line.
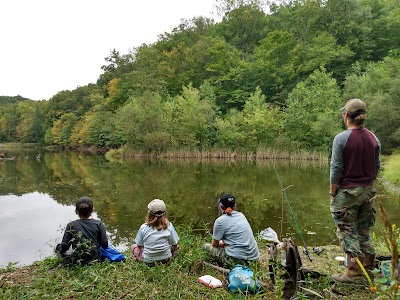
[120, 45, 168, 99]
[70, 107, 121, 149]
[252, 30, 297, 102]
[215, 3, 267, 58]
[242, 88, 282, 148]
[343, 56, 400, 153]
[215, 87, 282, 150]
[190, 35, 246, 110]
[115, 91, 169, 152]
[382, 154, 400, 186]
[14, 101, 45, 143]
[165, 84, 217, 150]
[215, 109, 247, 149]
[284, 69, 342, 151]
[50, 113, 79, 146]
[2, 0, 400, 154]
[97, 49, 135, 102]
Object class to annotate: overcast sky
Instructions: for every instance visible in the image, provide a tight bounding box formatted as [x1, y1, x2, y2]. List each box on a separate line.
[0, 0, 217, 100]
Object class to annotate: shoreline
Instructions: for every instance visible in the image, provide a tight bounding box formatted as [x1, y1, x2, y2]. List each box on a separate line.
[0, 234, 388, 300]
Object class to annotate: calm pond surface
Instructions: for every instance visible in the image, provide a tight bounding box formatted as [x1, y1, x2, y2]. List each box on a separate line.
[1, 149, 399, 267]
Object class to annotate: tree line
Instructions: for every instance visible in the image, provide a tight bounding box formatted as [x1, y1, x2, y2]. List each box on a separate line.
[1, 0, 399, 154]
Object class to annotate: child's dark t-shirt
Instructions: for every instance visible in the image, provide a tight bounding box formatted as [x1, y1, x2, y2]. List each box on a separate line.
[56, 219, 108, 265]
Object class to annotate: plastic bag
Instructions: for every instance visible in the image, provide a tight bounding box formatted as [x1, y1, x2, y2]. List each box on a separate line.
[101, 244, 126, 262]
[259, 227, 280, 243]
[198, 275, 223, 288]
[228, 265, 260, 293]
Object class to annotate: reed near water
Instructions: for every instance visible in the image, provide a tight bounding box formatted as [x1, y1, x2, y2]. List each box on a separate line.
[107, 147, 329, 162]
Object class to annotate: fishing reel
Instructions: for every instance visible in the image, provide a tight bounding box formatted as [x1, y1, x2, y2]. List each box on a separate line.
[312, 244, 325, 256]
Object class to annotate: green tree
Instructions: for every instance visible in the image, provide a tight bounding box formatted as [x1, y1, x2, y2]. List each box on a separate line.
[97, 49, 134, 96]
[165, 85, 217, 150]
[215, 87, 282, 150]
[191, 36, 247, 110]
[45, 85, 100, 128]
[15, 101, 35, 142]
[241, 87, 282, 150]
[284, 69, 342, 151]
[50, 113, 79, 146]
[343, 56, 400, 153]
[115, 91, 169, 152]
[0, 115, 8, 141]
[120, 45, 168, 99]
[293, 32, 353, 74]
[215, 109, 246, 149]
[251, 30, 297, 103]
[215, 3, 267, 58]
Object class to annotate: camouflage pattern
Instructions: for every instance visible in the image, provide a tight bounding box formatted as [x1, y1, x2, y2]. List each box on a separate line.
[330, 186, 377, 257]
[202, 243, 248, 268]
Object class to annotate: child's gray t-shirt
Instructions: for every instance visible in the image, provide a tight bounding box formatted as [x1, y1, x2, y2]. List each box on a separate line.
[213, 211, 259, 261]
[135, 222, 179, 263]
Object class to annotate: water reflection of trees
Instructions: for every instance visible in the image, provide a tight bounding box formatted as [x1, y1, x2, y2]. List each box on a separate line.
[1, 151, 399, 246]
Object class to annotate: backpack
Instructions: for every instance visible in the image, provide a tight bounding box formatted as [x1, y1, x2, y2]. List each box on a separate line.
[101, 244, 126, 262]
[228, 264, 260, 293]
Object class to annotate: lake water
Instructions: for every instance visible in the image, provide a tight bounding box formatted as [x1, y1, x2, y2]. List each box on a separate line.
[1, 149, 399, 267]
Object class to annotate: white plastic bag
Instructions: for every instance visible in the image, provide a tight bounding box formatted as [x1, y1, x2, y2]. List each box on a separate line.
[198, 275, 223, 288]
[259, 227, 280, 243]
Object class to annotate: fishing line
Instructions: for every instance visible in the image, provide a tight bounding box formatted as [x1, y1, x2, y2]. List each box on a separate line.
[273, 161, 313, 261]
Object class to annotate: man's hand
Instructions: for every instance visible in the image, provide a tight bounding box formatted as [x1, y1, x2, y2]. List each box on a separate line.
[219, 240, 225, 248]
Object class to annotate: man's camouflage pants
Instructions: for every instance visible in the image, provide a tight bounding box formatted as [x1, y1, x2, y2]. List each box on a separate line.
[330, 186, 377, 257]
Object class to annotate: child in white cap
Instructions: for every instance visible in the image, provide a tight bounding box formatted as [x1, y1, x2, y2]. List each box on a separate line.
[130, 199, 179, 266]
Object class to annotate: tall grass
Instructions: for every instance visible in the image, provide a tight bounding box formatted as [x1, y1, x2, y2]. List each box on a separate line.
[374, 198, 400, 299]
[106, 146, 329, 162]
[382, 154, 400, 185]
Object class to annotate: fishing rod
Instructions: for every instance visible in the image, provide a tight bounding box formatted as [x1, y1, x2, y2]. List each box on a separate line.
[273, 162, 313, 262]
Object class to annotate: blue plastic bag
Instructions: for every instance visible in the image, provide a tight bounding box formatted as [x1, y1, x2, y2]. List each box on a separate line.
[101, 244, 126, 262]
[228, 264, 260, 293]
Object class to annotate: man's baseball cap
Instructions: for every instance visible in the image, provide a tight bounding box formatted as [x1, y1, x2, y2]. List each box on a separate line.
[341, 98, 366, 114]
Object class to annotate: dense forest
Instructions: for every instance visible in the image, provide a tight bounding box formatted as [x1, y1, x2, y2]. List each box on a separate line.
[1, 0, 399, 154]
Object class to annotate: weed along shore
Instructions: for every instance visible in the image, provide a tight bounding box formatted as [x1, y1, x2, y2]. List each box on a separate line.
[0, 227, 386, 300]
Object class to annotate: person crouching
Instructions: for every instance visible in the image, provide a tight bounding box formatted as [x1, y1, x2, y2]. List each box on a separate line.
[203, 193, 260, 268]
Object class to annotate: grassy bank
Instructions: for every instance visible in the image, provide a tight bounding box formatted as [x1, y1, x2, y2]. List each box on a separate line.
[381, 154, 400, 196]
[106, 147, 328, 162]
[1, 226, 392, 300]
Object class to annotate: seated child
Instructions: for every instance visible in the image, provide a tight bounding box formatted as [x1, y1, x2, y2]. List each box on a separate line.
[55, 197, 108, 266]
[130, 199, 179, 266]
[203, 193, 260, 268]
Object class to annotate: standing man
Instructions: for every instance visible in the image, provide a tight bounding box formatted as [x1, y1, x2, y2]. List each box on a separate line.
[330, 98, 381, 285]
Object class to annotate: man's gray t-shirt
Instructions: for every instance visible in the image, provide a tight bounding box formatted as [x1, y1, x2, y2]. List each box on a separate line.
[135, 222, 179, 263]
[213, 211, 259, 261]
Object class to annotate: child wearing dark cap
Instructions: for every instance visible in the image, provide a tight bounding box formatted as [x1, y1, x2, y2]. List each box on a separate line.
[130, 199, 179, 266]
[55, 197, 108, 266]
[203, 193, 260, 267]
